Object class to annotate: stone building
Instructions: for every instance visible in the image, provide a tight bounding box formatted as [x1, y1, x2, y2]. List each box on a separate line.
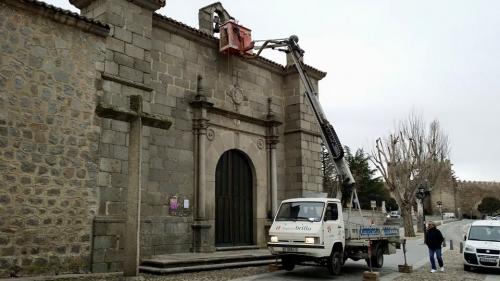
[0, 0, 326, 275]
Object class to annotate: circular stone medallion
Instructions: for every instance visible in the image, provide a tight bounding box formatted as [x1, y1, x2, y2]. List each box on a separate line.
[230, 86, 244, 105]
[206, 128, 215, 141]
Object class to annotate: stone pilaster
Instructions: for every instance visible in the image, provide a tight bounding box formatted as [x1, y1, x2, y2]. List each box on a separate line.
[70, 0, 167, 274]
[266, 100, 281, 217]
[283, 71, 325, 198]
[189, 77, 214, 253]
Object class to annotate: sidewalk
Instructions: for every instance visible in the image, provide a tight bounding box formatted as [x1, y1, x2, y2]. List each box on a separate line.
[392, 250, 496, 281]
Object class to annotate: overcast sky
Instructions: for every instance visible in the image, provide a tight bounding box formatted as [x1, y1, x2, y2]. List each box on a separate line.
[48, 0, 500, 181]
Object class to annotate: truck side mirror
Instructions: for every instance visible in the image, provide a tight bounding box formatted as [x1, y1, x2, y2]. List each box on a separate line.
[463, 235, 467, 241]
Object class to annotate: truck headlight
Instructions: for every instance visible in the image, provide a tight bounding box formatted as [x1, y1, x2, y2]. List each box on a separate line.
[270, 236, 278, 243]
[305, 237, 319, 244]
[464, 245, 475, 252]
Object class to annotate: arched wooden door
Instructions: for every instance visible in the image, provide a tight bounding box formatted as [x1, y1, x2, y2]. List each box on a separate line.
[215, 150, 253, 246]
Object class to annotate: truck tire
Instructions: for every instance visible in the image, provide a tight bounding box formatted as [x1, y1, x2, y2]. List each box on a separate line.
[366, 247, 384, 268]
[464, 264, 472, 272]
[327, 251, 342, 275]
[281, 256, 295, 271]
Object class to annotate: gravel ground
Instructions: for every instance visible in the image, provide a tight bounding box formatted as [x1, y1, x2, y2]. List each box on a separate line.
[393, 250, 494, 281]
[42, 266, 270, 281]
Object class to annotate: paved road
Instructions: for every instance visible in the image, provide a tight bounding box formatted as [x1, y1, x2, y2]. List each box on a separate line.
[232, 220, 473, 281]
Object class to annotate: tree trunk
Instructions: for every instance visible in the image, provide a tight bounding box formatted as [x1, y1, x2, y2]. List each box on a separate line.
[402, 205, 415, 237]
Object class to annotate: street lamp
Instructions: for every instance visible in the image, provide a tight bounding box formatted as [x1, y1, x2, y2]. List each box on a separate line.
[416, 185, 427, 239]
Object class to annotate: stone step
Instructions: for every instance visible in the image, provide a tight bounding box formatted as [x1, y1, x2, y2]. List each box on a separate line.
[215, 245, 260, 251]
[139, 259, 277, 275]
[141, 253, 276, 269]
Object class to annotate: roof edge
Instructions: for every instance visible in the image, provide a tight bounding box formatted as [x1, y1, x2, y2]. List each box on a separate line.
[152, 13, 326, 79]
[3, 0, 109, 37]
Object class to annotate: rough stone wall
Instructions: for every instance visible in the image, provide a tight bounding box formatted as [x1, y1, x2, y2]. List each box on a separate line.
[456, 181, 500, 218]
[0, 2, 106, 276]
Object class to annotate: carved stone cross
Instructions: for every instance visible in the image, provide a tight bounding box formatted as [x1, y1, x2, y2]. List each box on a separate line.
[96, 95, 172, 276]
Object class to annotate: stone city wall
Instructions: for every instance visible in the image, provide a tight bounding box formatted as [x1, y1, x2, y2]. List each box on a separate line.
[456, 180, 500, 218]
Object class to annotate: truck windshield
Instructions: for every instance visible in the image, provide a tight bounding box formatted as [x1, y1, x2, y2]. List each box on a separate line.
[469, 226, 500, 242]
[275, 202, 324, 222]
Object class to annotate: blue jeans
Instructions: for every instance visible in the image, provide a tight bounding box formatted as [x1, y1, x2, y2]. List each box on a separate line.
[428, 248, 443, 270]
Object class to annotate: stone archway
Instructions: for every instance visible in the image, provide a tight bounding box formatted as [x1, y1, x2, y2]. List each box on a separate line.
[215, 149, 253, 246]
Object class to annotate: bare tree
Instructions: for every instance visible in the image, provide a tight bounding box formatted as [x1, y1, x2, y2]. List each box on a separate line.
[425, 120, 451, 187]
[370, 113, 450, 237]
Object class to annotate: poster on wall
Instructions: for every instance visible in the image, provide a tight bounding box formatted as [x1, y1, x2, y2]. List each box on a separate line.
[169, 196, 178, 210]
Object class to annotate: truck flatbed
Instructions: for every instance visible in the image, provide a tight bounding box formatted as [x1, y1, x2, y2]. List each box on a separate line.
[345, 223, 400, 240]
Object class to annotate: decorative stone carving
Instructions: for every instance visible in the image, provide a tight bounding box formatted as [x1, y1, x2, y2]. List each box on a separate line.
[228, 85, 245, 111]
[257, 139, 265, 150]
[230, 86, 244, 105]
[206, 128, 215, 141]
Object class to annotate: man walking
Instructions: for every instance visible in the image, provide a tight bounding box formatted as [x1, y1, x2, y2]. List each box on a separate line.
[425, 221, 445, 273]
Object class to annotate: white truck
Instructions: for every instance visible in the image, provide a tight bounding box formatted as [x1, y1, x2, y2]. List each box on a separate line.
[251, 36, 400, 275]
[267, 197, 400, 275]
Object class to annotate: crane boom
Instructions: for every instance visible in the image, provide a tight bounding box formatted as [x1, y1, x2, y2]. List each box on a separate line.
[253, 36, 355, 188]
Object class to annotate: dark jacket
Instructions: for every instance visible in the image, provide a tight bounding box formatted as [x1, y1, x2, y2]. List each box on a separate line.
[426, 227, 444, 250]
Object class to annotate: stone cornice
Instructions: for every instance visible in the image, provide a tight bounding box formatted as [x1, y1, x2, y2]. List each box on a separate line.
[208, 106, 283, 128]
[101, 73, 153, 92]
[4, 0, 109, 37]
[284, 128, 322, 138]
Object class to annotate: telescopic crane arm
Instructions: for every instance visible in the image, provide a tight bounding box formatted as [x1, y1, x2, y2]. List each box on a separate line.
[252, 35, 356, 188]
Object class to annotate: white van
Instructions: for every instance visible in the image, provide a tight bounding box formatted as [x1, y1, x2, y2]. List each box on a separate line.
[443, 212, 455, 219]
[463, 220, 500, 271]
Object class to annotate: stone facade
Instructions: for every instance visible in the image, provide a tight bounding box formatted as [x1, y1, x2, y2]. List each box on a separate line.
[0, 0, 327, 276]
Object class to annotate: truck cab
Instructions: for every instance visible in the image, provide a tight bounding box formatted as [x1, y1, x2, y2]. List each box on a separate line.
[268, 198, 345, 274]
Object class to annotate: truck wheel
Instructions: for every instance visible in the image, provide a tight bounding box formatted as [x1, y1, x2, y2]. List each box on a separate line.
[464, 264, 472, 271]
[281, 256, 295, 271]
[366, 247, 384, 268]
[327, 251, 342, 275]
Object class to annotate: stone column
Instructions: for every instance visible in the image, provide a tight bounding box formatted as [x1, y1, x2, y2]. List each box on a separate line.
[266, 104, 281, 217]
[196, 109, 208, 220]
[270, 146, 278, 215]
[190, 78, 214, 252]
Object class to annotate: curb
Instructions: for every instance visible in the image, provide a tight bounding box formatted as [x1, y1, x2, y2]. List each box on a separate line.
[0, 272, 121, 281]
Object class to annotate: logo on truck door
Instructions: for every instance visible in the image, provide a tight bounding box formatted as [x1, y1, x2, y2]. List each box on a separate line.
[295, 225, 312, 231]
